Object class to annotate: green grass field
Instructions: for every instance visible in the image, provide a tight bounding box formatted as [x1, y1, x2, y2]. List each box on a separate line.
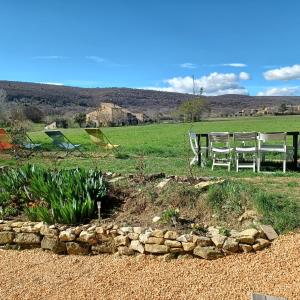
[1, 115, 300, 177]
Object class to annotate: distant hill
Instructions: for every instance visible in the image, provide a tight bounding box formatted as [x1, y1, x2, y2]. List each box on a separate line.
[1, 80, 300, 118]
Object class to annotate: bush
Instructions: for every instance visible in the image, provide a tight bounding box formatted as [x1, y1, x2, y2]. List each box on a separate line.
[0, 165, 108, 224]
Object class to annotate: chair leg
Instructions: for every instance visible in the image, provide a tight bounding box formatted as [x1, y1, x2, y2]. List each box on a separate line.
[236, 157, 239, 172]
[257, 154, 260, 172]
[283, 153, 286, 173]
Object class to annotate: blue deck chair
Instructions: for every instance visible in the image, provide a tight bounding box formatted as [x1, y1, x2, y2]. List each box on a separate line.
[22, 133, 42, 157]
[45, 130, 83, 157]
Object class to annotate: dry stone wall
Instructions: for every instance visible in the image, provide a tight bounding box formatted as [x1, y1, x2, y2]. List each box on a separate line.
[0, 220, 278, 260]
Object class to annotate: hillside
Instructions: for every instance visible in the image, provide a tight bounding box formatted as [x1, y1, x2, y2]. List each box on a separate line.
[1, 80, 300, 118]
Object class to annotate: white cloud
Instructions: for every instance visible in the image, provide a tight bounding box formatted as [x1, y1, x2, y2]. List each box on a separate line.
[145, 72, 249, 96]
[263, 64, 300, 81]
[33, 56, 67, 60]
[239, 72, 251, 80]
[257, 86, 300, 96]
[85, 56, 106, 63]
[180, 63, 197, 69]
[38, 82, 64, 86]
[221, 63, 247, 68]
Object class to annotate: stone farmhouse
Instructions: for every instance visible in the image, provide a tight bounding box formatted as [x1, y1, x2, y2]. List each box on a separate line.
[86, 102, 151, 127]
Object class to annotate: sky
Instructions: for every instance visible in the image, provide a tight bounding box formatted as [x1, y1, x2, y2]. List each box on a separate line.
[1, 0, 300, 96]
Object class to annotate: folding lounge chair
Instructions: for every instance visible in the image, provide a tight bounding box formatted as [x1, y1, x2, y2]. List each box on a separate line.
[22, 133, 42, 157]
[0, 128, 13, 151]
[85, 128, 119, 151]
[188, 132, 208, 167]
[45, 130, 83, 157]
[209, 132, 232, 171]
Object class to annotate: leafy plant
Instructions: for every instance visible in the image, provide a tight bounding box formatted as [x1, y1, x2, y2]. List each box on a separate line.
[161, 208, 180, 224]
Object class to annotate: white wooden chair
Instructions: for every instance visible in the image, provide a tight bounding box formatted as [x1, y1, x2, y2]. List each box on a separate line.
[188, 132, 207, 167]
[209, 132, 232, 171]
[257, 132, 287, 173]
[233, 132, 257, 172]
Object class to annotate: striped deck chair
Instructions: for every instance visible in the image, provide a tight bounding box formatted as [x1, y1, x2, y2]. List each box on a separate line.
[85, 128, 119, 150]
[45, 130, 83, 157]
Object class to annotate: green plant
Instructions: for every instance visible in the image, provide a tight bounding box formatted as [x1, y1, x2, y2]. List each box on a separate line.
[219, 227, 230, 237]
[161, 208, 180, 224]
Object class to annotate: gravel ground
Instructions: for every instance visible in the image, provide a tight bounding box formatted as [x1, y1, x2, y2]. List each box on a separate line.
[0, 233, 299, 300]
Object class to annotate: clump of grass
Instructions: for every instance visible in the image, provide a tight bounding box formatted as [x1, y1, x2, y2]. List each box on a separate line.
[287, 181, 299, 188]
[253, 192, 300, 233]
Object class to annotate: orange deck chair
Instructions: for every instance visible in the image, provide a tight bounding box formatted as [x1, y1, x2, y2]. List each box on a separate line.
[0, 128, 13, 151]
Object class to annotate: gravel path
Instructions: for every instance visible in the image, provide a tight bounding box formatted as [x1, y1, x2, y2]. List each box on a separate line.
[0, 233, 299, 300]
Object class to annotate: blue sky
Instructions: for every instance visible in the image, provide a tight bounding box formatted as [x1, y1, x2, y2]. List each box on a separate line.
[1, 0, 300, 96]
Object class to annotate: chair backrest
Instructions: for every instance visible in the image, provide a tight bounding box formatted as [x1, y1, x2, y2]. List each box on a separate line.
[209, 132, 230, 149]
[45, 130, 66, 145]
[188, 132, 198, 155]
[233, 132, 257, 142]
[258, 132, 287, 143]
[85, 128, 106, 146]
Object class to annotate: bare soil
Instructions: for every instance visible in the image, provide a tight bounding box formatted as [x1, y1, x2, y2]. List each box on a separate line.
[0, 232, 299, 300]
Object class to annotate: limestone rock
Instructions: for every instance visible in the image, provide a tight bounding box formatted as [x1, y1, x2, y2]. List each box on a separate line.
[158, 253, 177, 262]
[145, 244, 169, 254]
[182, 242, 196, 251]
[193, 246, 223, 260]
[239, 243, 253, 253]
[194, 236, 213, 247]
[259, 225, 278, 241]
[130, 240, 145, 254]
[253, 238, 271, 251]
[118, 246, 135, 255]
[40, 225, 59, 236]
[0, 232, 15, 244]
[164, 240, 181, 248]
[169, 247, 184, 254]
[10, 222, 25, 228]
[66, 242, 90, 255]
[177, 234, 193, 243]
[156, 178, 171, 189]
[133, 227, 145, 234]
[237, 228, 259, 244]
[128, 232, 139, 240]
[151, 229, 166, 238]
[114, 235, 129, 246]
[41, 236, 66, 254]
[14, 233, 41, 244]
[152, 216, 161, 223]
[211, 235, 227, 248]
[91, 242, 116, 254]
[77, 231, 97, 245]
[59, 230, 76, 242]
[139, 232, 152, 244]
[145, 237, 164, 245]
[120, 226, 133, 234]
[223, 237, 239, 253]
[177, 254, 194, 260]
[164, 231, 178, 240]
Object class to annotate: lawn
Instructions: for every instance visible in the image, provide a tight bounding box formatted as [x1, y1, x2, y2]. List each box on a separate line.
[1, 115, 300, 177]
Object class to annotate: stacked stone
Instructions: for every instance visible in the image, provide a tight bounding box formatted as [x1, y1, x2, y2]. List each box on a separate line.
[0, 220, 278, 260]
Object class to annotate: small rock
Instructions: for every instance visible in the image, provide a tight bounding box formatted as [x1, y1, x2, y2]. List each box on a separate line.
[120, 226, 133, 233]
[118, 246, 135, 256]
[0, 232, 15, 244]
[40, 225, 59, 237]
[237, 228, 259, 244]
[252, 238, 271, 251]
[128, 232, 139, 240]
[66, 242, 90, 255]
[164, 240, 181, 248]
[145, 237, 164, 245]
[223, 237, 239, 253]
[77, 231, 97, 245]
[259, 225, 278, 241]
[59, 230, 76, 242]
[194, 236, 213, 247]
[151, 229, 166, 238]
[152, 216, 161, 223]
[158, 253, 177, 262]
[193, 246, 223, 260]
[41, 236, 66, 254]
[177, 254, 194, 260]
[114, 235, 129, 246]
[177, 234, 193, 243]
[130, 240, 145, 254]
[145, 244, 169, 254]
[91, 241, 116, 254]
[239, 243, 253, 253]
[139, 232, 152, 244]
[211, 235, 227, 248]
[164, 231, 178, 240]
[156, 178, 171, 189]
[238, 210, 259, 223]
[133, 227, 145, 234]
[14, 233, 41, 245]
[182, 242, 196, 251]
